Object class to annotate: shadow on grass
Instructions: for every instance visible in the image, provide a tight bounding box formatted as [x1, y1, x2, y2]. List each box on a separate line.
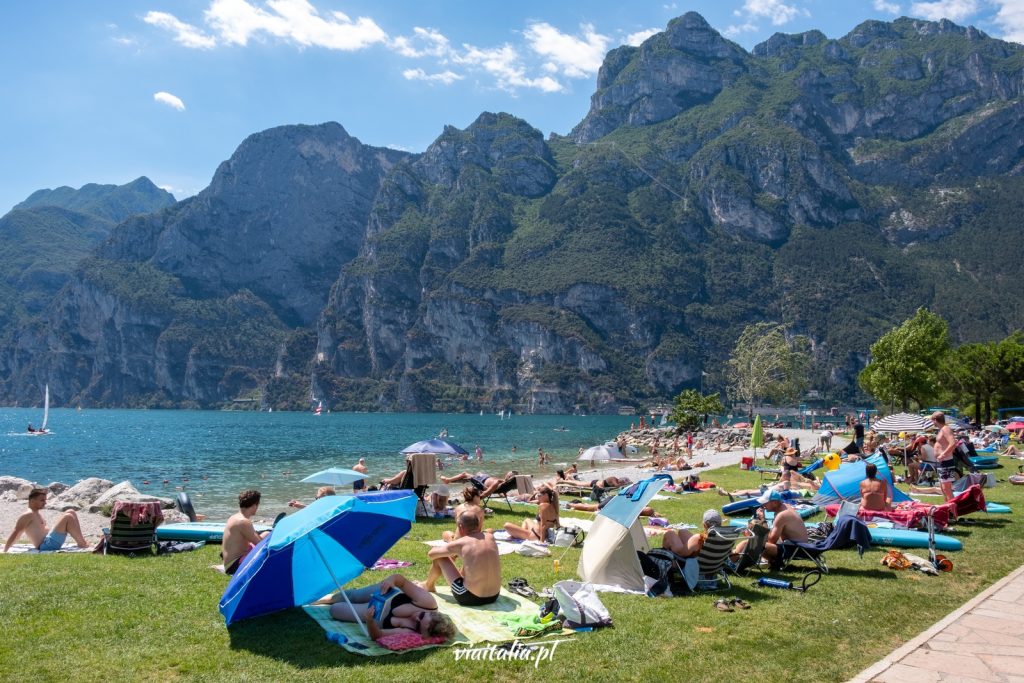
[226, 608, 438, 669]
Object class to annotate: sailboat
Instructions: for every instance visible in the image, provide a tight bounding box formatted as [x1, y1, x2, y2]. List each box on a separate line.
[313, 400, 323, 416]
[27, 385, 52, 435]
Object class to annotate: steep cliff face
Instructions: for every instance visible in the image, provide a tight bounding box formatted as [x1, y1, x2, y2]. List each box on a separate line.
[3, 125, 407, 407]
[4, 14, 1024, 411]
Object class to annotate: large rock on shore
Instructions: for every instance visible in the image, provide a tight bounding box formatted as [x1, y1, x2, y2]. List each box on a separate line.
[88, 481, 174, 513]
[0, 476, 34, 495]
[50, 477, 113, 511]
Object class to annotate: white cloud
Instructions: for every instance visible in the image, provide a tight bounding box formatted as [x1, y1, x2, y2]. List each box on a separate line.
[203, 0, 386, 50]
[112, 36, 139, 46]
[523, 22, 609, 78]
[453, 44, 563, 92]
[144, 11, 216, 49]
[153, 91, 186, 111]
[390, 26, 450, 58]
[723, 21, 759, 37]
[873, 0, 902, 14]
[625, 28, 660, 46]
[402, 68, 463, 85]
[992, 0, 1024, 43]
[908, 0, 979, 22]
[734, 0, 807, 26]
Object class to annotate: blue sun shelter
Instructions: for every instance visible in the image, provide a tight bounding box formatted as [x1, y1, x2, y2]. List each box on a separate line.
[812, 454, 911, 506]
[219, 490, 416, 627]
[578, 475, 672, 592]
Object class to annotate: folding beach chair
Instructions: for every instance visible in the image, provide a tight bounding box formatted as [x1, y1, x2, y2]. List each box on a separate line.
[729, 521, 770, 576]
[385, 453, 438, 516]
[775, 516, 871, 574]
[484, 475, 534, 512]
[103, 501, 163, 556]
[695, 526, 742, 591]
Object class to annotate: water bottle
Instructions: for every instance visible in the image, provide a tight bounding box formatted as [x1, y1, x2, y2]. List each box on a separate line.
[553, 558, 560, 574]
[757, 576, 792, 590]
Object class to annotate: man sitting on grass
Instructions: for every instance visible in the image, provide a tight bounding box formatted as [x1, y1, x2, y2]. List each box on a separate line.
[859, 463, 891, 511]
[221, 489, 270, 575]
[423, 511, 501, 606]
[3, 487, 90, 552]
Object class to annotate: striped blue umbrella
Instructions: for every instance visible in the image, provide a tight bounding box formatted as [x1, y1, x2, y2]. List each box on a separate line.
[219, 490, 416, 626]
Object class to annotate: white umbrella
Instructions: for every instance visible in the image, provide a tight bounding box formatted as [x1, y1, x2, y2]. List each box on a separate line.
[871, 413, 932, 433]
[579, 445, 621, 461]
[300, 468, 366, 487]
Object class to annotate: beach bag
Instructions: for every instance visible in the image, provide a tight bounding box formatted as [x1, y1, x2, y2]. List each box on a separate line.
[553, 525, 582, 548]
[552, 580, 612, 629]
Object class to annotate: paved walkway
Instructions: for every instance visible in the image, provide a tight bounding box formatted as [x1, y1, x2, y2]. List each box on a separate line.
[849, 563, 1024, 682]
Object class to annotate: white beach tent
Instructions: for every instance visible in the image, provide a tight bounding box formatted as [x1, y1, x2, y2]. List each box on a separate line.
[578, 475, 671, 592]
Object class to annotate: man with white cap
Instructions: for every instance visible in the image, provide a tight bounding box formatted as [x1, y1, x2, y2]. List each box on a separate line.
[735, 490, 809, 565]
[661, 508, 726, 557]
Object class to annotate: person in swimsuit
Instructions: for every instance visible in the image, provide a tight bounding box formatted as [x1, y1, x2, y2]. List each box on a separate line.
[859, 463, 891, 511]
[443, 487, 485, 542]
[352, 458, 368, 492]
[661, 509, 722, 557]
[3, 488, 90, 552]
[503, 488, 559, 542]
[318, 573, 455, 641]
[439, 471, 518, 498]
[932, 411, 958, 501]
[287, 486, 335, 510]
[425, 511, 502, 606]
[221, 489, 270, 575]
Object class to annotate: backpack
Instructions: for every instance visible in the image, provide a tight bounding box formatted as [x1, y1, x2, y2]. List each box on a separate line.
[552, 580, 612, 629]
[637, 549, 689, 597]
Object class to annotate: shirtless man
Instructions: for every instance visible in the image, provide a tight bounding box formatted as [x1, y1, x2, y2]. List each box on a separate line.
[221, 489, 270, 575]
[3, 488, 90, 552]
[746, 490, 809, 565]
[424, 511, 501, 606]
[932, 412, 958, 502]
[859, 463, 891, 511]
[352, 458, 368, 492]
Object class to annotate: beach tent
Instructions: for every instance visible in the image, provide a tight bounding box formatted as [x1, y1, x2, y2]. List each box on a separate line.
[812, 454, 911, 506]
[871, 413, 932, 433]
[578, 475, 672, 592]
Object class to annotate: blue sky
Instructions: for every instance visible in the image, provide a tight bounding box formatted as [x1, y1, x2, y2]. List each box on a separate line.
[2, 0, 1022, 214]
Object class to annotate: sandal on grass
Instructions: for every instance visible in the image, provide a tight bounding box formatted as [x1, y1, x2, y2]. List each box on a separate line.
[730, 598, 751, 610]
[713, 598, 734, 612]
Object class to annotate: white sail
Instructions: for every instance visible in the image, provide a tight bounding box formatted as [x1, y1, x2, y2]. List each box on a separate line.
[41, 385, 50, 431]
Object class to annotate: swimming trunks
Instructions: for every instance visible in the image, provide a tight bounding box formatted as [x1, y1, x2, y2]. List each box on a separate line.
[450, 577, 499, 606]
[937, 460, 957, 483]
[470, 474, 491, 491]
[37, 530, 67, 552]
[353, 479, 366, 491]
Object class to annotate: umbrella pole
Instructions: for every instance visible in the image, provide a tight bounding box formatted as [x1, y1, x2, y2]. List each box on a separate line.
[309, 534, 371, 638]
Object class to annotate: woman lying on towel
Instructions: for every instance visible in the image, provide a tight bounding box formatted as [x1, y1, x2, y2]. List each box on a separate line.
[504, 487, 559, 542]
[316, 573, 456, 642]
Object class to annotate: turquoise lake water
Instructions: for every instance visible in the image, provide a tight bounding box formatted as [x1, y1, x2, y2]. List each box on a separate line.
[1, 409, 634, 515]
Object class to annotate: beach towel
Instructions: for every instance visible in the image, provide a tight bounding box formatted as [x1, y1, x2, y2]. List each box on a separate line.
[3, 543, 94, 554]
[408, 453, 437, 486]
[371, 558, 413, 571]
[304, 586, 550, 656]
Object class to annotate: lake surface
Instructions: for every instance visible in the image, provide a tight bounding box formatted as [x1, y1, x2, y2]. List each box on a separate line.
[1, 409, 634, 515]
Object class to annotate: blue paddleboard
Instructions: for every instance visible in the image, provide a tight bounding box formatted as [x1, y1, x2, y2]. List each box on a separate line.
[156, 521, 272, 543]
[985, 502, 1012, 514]
[867, 526, 962, 551]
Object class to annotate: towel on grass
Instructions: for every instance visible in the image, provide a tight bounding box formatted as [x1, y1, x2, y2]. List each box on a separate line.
[3, 543, 94, 554]
[371, 558, 413, 570]
[304, 586, 548, 656]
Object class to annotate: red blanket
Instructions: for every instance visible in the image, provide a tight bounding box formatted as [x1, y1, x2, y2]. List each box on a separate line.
[824, 485, 986, 530]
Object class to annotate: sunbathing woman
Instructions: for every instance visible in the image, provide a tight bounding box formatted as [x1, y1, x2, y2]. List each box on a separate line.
[567, 497, 658, 517]
[1003, 444, 1022, 456]
[662, 509, 722, 557]
[440, 471, 518, 498]
[504, 487, 559, 542]
[317, 573, 456, 642]
[443, 487, 485, 541]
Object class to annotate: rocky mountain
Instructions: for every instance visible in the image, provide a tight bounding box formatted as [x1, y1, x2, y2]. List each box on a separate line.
[0, 178, 175, 368]
[2, 13, 1024, 412]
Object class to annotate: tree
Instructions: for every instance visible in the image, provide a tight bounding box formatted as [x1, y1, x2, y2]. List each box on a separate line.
[942, 332, 1024, 424]
[859, 307, 950, 411]
[669, 389, 724, 430]
[727, 322, 811, 416]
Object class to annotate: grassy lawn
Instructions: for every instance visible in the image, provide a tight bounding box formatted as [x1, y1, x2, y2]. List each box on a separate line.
[2, 464, 1023, 683]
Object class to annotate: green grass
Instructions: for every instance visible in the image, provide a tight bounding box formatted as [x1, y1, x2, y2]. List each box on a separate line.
[3, 464, 1023, 682]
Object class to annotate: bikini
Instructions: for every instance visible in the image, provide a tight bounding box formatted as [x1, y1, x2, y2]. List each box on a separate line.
[371, 589, 426, 629]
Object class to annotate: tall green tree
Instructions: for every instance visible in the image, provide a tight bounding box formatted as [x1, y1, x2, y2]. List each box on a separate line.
[859, 307, 950, 411]
[727, 322, 811, 416]
[669, 389, 724, 430]
[942, 332, 1024, 424]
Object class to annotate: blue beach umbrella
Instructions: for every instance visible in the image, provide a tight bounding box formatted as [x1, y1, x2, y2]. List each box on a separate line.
[401, 438, 468, 455]
[300, 467, 366, 487]
[218, 490, 417, 627]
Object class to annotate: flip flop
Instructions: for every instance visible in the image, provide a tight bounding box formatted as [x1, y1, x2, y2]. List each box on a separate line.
[730, 598, 752, 610]
[713, 598, 734, 612]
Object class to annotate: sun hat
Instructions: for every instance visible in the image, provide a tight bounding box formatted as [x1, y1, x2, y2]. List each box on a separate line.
[784, 448, 797, 456]
[756, 489, 785, 505]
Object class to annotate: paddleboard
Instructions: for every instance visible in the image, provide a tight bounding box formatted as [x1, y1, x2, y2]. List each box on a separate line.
[970, 456, 999, 469]
[156, 522, 272, 543]
[867, 526, 962, 551]
[721, 490, 805, 515]
[985, 502, 1012, 514]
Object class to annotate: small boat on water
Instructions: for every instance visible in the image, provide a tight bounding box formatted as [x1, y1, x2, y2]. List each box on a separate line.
[313, 400, 322, 416]
[26, 385, 52, 436]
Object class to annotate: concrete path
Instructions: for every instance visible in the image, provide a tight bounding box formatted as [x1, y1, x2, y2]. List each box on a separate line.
[849, 563, 1024, 682]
